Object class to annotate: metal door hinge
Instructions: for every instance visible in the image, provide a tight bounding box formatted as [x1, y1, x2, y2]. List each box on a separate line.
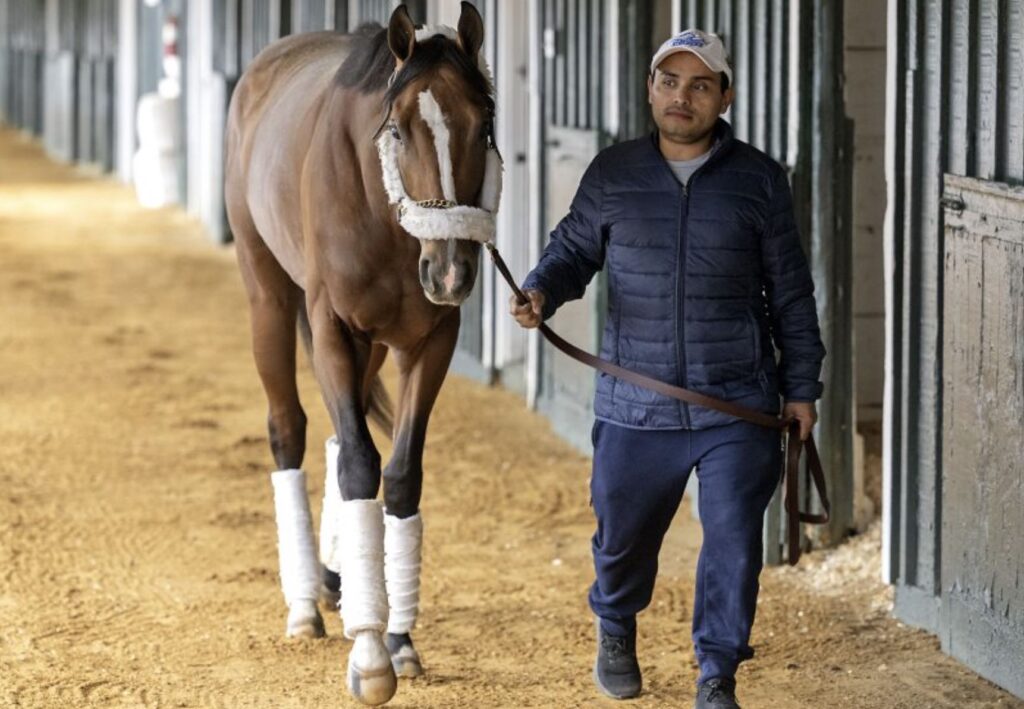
[940, 195, 966, 213]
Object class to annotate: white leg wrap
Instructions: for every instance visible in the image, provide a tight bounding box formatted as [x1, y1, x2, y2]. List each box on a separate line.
[384, 512, 423, 635]
[338, 499, 389, 638]
[319, 437, 342, 574]
[270, 469, 320, 606]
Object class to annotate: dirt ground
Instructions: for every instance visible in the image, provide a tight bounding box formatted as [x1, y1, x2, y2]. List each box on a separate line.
[0, 128, 1020, 709]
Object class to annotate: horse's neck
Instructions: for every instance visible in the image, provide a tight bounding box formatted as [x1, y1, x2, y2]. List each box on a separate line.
[317, 87, 409, 250]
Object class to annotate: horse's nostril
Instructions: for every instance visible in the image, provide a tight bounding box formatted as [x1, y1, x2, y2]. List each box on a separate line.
[419, 258, 430, 285]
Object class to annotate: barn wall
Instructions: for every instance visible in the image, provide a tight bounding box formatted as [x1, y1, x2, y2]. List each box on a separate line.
[0, 0, 7, 121]
[1, 0, 46, 135]
[846, 0, 887, 433]
[182, 0, 356, 244]
[115, 0, 135, 181]
[940, 175, 1024, 697]
[531, 0, 610, 453]
[0, 0, 119, 170]
[885, 0, 1024, 698]
[491, 0, 533, 394]
[77, 0, 119, 171]
[671, 0, 854, 558]
[354, 0, 425, 25]
[445, 0, 499, 384]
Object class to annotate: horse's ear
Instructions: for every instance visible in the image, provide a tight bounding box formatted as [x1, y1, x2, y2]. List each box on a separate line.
[388, 4, 416, 64]
[457, 1, 484, 59]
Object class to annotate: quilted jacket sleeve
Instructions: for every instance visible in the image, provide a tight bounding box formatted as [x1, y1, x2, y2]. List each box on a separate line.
[761, 165, 827, 402]
[521, 157, 605, 321]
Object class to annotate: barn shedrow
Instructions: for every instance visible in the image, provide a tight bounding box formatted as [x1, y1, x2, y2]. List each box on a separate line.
[0, 0, 864, 571]
[1, 0, 1021, 699]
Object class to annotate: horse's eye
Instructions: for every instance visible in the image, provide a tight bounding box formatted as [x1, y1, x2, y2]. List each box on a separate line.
[389, 123, 402, 141]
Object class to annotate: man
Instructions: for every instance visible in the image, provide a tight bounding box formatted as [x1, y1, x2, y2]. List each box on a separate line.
[511, 29, 826, 709]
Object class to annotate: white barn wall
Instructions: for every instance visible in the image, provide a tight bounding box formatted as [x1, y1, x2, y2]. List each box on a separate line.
[186, 0, 228, 243]
[116, 0, 136, 182]
[493, 1, 532, 390]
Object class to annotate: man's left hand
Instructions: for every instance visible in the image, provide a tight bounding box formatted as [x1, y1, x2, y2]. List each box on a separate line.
[782, 401, 817, 441]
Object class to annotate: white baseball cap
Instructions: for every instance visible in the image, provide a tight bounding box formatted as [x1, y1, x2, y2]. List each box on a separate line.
[650, 29, 733, 86]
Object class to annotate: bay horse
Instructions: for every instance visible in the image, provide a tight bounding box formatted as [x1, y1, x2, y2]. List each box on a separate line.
[223, 3, 501, 705]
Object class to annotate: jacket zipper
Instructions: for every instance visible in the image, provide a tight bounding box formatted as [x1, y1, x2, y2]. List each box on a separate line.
[658, 130, 729, 427]
[676, 183, 691, 427]
[677, 146, 723, 426]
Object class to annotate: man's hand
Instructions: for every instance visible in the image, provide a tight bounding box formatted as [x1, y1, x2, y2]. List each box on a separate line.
[510, 289, 546, 329]
[783, 401, 817, 441]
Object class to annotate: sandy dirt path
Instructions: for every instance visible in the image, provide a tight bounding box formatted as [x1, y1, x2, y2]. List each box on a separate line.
[0, 129, 1020, 708]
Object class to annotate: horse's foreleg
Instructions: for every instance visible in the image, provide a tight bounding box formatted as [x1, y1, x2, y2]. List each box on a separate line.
[385, 309, 459, 517]
[319, 342, 390, 610]
[307, 289, 395, 706]
[383, 309, 460, 678]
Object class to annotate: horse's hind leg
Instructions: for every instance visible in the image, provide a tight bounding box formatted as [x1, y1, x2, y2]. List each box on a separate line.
[234, 224, 324, 640]
[299, 299, 345, 611]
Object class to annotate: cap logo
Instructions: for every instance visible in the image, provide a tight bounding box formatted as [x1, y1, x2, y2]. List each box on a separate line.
[671, 32, 706, 48]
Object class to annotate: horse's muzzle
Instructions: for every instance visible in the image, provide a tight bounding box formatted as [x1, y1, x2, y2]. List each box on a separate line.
[419, 255, 476, 306]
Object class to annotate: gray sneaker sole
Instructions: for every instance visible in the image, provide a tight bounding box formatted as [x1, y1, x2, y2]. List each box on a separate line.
[592, 660, 641, 700]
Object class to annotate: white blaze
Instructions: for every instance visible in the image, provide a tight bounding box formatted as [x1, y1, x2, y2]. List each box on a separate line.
[417, 89, 457, 204]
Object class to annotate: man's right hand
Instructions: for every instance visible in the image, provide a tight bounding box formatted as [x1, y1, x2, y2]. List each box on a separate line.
[510, 289, 546, 329]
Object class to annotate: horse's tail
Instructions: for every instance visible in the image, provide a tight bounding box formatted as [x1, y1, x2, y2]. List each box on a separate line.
[296, 299, 313, 361]
[365, 375, 394, 440]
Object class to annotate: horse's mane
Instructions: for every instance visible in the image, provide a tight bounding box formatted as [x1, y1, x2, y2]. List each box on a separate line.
[335, 23, 494, 114]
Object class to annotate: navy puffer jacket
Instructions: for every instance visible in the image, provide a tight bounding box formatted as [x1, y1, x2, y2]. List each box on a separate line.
[522, 119, 826, 430]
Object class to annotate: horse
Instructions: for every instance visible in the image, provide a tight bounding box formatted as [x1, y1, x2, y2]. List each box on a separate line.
[223, 3, 501, 705]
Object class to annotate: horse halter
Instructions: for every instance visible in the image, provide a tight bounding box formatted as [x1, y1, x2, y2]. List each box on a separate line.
[375, 25, 503, 244]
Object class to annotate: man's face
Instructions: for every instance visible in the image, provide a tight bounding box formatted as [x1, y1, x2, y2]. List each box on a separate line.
[648, 51, 734, 146]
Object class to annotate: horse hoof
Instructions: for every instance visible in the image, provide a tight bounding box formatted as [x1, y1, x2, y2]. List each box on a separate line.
[347, 631, 398, 705]
[385, 632, 423, 678]
[286, 600, 326, 639]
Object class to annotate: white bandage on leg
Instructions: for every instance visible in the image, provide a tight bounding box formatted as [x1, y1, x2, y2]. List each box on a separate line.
[270, 469, 320, 606]
[338, 499, 389, 638]
[319, 437, 342, 574]
[384, 512, 423, 635]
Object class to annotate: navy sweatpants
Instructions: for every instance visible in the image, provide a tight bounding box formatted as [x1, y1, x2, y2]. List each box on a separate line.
[588, 419, 782, 685]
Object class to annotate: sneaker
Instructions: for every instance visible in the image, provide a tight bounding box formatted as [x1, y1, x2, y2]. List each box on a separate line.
[592, 621, 642, 699]
[695, 676, 741, 708]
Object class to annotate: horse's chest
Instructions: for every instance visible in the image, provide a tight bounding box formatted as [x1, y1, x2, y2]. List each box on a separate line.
[327, 274, 440, 349]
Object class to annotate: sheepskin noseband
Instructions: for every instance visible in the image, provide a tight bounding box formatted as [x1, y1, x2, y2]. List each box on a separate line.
[377, 27, 503, 244]
[378, 130, 502, 244]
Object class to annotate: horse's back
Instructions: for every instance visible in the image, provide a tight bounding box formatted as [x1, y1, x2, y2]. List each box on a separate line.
[226, 31, 355, 288]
